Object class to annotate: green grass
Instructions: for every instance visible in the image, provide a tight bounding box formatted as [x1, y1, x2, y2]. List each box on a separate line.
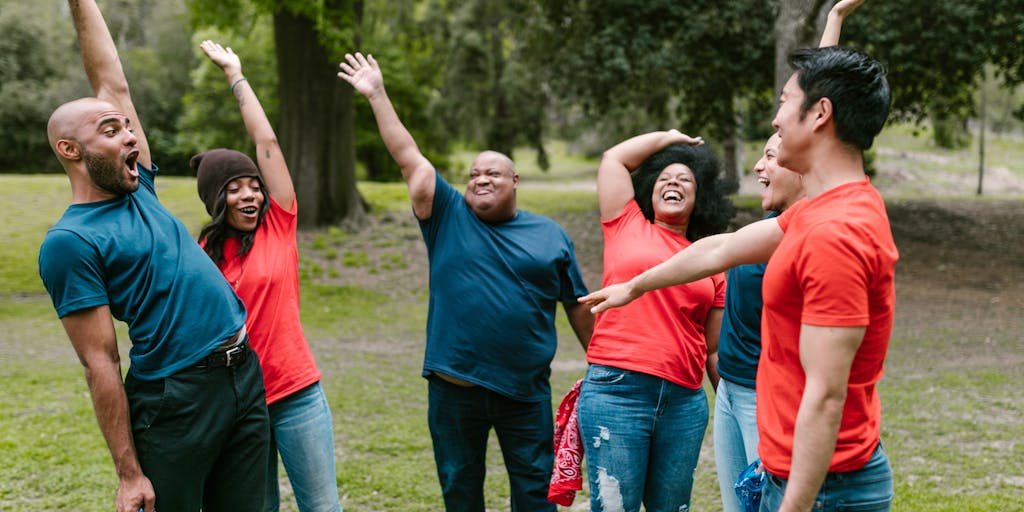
[2, 126, 1023, 511]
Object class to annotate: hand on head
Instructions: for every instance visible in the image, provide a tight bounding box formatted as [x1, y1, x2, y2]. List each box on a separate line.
[668, 129, 704, 147]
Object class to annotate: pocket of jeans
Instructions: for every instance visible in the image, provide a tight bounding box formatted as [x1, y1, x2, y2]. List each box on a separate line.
[125, 373, 170, 435]
[585, 364, 627, 385]
[835, 495, 893, 512]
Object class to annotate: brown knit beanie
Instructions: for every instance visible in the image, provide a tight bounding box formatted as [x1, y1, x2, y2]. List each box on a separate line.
[191, 149, 262, 216]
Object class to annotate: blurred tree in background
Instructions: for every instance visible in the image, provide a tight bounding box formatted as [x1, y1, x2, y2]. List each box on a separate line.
[2, 0, 1022, 201]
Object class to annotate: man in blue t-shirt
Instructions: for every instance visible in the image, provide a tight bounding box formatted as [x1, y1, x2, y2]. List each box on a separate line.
[340, 53, 594, 511]
[37, 2, 269, 511]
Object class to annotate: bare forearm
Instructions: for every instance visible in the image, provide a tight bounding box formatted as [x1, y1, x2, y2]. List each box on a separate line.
[565, 302, 595, 351]
[367, 91, 427, 178]
[819, 0, 864, 47]
[69, 0, 126, 96]
[631, 234, 728, 294]
[604, 131, 689, 171]
[779, 391, 845, 511]
[227, 74, 277, 151]
[85, 360, 144, 480]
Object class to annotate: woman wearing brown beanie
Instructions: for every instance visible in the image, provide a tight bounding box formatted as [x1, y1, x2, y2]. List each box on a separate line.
[191, 40, 342, 512]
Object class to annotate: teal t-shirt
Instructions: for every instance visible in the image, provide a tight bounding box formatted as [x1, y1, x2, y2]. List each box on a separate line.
[418, 174, 588, 402]
[38, 163, 246, 380]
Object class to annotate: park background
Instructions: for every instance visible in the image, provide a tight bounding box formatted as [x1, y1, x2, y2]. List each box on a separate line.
[1, 0, 1022, 510]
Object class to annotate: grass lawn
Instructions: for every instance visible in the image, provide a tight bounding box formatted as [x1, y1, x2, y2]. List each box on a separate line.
[1, 125, 1022, 510]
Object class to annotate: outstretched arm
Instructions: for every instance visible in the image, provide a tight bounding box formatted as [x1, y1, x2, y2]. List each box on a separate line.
[338, 52, 435, 219]
[61, 306, 155, 512]
[598, 130, 703, 220]
[68, 0, 151, 168]
[819, 0, 865, 47]
[579, 217, 784, 314]
[200, 40, 295, 211]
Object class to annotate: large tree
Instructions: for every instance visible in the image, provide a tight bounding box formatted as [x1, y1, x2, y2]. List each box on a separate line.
[538, 0, 776, 185]
[189, 0, 366, 227]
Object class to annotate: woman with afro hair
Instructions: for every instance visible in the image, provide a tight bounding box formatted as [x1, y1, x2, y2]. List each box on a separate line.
[576, 130, 734, 512]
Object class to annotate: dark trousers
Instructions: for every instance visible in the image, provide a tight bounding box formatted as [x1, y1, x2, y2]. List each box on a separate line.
[125, 350, 271, 511]
[427, 376, 557, 512]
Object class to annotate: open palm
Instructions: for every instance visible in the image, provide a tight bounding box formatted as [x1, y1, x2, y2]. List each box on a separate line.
[199, 40, 241, 75]
[338, 52, 384, 98]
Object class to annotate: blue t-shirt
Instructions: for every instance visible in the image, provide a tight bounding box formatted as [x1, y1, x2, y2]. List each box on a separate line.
[38, 163, 246, 380]
[716, 211, 779, 388]
[418, 174, 588, 402]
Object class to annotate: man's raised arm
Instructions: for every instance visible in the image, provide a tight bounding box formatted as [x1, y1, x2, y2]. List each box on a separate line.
[68, 0, 151, 168]
[339, 52, 435, 219]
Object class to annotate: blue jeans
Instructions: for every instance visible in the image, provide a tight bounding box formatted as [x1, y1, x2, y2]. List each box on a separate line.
[427, 376, 556, 512]
[715, 378, 760, 512]
[760, 443, 893, 512]
[265, 382, 342, 512]
[577, 364, 709, 512]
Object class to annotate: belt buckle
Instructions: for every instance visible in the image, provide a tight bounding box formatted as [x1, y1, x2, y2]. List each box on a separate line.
[224, 345, 243, 367]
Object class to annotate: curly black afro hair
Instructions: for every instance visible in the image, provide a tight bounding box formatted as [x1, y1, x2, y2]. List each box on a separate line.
[631, 143, 736, 241]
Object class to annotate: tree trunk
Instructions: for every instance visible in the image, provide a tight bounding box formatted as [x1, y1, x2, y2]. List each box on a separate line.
[719, 97, 742, 194]
[773, 0, 830, 102]
[274, 7, 366, 228]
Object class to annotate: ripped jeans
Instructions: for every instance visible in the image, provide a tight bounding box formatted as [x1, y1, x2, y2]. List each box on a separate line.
[577, 364, 708, 512]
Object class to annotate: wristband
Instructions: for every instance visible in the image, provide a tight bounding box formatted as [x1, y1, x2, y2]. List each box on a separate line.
[230, 77, 247, 93]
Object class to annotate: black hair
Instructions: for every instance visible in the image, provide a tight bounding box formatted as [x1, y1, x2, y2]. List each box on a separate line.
[631, 143, 736, 241]
[788, 46, 891, 151]
[197, 177, 271, 265]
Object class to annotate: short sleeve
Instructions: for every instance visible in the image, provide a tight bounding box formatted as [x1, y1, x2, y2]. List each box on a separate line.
[797, 225, 871, 327]
[38, 230, 109, 317]
[558, 232, 589, 303]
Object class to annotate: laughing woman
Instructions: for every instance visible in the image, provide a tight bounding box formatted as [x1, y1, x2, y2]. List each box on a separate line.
[190, 41, 342, 512]
[578, 130, 734, 512]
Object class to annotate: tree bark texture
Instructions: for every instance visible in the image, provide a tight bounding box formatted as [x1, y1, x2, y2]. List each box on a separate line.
[274, 7, 366, 228]
[773, 0, 830, 102]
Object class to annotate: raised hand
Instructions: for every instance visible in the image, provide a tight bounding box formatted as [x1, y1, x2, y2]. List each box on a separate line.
[199, 40, 242, 78]
[338, 52, 384, 99]
[830, 0, 865, 19]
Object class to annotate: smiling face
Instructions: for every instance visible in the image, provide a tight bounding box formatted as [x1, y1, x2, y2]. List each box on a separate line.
[651, 163, 697, 228]
[771, 73, 816, 173]
[464, 151, 519, 223]
[73, 101, 141, 196]
[754, 133, 804, 212]
[223, 176, 264, 232]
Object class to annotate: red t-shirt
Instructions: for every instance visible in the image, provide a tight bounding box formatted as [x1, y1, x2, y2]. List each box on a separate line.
[757, 179, 898, 478]
[586, 201, 726, 390]
[206, 199, 321, 405]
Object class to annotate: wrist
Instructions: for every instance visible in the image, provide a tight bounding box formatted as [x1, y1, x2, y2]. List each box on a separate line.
[230, 76, 248, 94]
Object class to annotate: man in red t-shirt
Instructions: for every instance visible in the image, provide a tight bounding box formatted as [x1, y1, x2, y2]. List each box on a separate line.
[580, 45, 896, 512]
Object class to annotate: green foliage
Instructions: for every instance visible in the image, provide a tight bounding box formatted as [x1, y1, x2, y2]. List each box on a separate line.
[537, 0, 775, 147]
[177, 23, 278, 162]
[114, 0, 195, 173]
[0, 2, 86, 171]
[844, 0, 1011, 124]
[353, 0, 451, 181]
[433, 0, 552, 169]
